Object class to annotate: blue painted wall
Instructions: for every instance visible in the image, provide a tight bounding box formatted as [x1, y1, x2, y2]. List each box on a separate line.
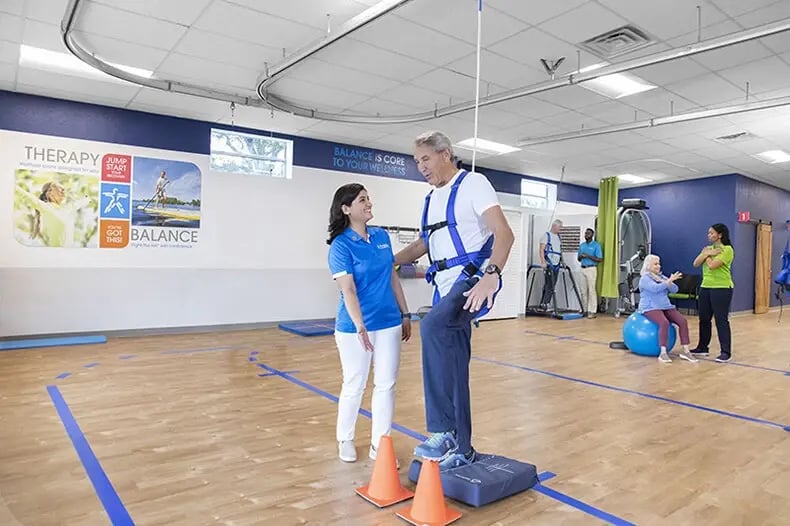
[0, 90, 598, 205]
[619, 174, 739, 303]
[733, 175, 790, 310]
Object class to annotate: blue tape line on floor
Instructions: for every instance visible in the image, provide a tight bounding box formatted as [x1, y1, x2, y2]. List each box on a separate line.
[533, 483, 636, 526]
[159, 346, 239, 355]
[56, 372, 71, 379]
[47, 385, 134, 525]
[473, 356, 789, 432]
[84, 362, 99, 368]
[254, 360, 634, 524]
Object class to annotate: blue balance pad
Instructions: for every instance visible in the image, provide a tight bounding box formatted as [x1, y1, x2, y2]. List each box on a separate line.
[0, 335, 107, 351]
[408, 454, 538, 507]
[277, 319, 335, 337]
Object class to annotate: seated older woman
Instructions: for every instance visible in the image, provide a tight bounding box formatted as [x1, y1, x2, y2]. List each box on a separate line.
[638, 255, 698, 363]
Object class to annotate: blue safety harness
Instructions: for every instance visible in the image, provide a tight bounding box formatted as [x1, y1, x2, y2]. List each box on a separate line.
[420, 170, 500, 318]
[543, 231, 563, 271]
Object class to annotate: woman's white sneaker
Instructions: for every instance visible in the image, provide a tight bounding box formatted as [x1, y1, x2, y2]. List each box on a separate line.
[338, 440, 357, 462]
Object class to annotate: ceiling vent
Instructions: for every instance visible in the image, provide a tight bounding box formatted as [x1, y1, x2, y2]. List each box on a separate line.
[579, 25, 655, 59]
[713, 131, 754, 143]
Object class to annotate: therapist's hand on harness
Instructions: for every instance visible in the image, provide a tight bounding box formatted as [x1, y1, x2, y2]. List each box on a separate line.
[463, 272, 499, 313]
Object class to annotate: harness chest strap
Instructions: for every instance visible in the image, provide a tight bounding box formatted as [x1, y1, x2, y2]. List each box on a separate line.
[420, 170, 493, 284]
[544, 231, 562, 269]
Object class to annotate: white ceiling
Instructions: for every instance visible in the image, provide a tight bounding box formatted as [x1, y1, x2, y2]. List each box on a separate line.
[2, 0, 790, 190]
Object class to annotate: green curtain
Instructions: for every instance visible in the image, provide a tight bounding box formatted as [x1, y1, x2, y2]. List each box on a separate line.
[596, 176, 619, 298]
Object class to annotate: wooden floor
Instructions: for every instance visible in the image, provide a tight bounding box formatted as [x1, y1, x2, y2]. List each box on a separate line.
[1, 312, 788, 526]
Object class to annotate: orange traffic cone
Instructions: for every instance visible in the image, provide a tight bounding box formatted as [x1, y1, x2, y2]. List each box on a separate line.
[355, 435, 413, 507]
[396, 459, 463, 525]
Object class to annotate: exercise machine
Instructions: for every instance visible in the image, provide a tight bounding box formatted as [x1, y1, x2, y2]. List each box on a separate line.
[614, 198, 652, 318]
[524, 263, 585, 320]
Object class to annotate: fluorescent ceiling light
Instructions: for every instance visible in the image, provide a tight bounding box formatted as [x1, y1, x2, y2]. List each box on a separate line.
[19, 44, 153, 83]
[454, 138, 520, 155]
[752, 149, 790, 164]
[580, 72, 656, 99]
[617, 173, 652, 184]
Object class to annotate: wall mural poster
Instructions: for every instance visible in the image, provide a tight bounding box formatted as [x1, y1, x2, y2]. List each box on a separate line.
[12, 141, 202, 249]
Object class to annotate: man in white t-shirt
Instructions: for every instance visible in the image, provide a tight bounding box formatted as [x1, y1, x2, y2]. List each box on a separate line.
[394, 130, 514, 471]
[538, 219, 563, 308]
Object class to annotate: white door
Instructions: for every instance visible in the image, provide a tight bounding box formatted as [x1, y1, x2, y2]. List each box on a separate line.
[481, 209, 523, 321]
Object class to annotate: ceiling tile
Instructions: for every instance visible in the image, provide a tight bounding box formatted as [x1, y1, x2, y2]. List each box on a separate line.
[352, 16, 476, 67]
[22, 0, 68, 25]
[624, 87, 699, 116]
[0, 0, 23, 16]
[596, 0, 728, 41]
[488, 27, 601, 75]
[735, 1, 790, 28]
[129, 87, 231, 121]
[664, 73, 746, 106]
[636, 58, 710, 86]
[408, 67, 479, 101]
[373, 82, 455, 109]
[579, 100, 645, 124]
[224, 0, 372, 30]
[284, 58, 403, 99]
[539, 1, 629, 44]
[486, 0, 588, 26]
[693, 41, 774, 73]
[709, 0, 781, 17]
[0, 12, 24, 42]
[73, 30, 169, 71]
[192, 0, 323, 51]
[266, 76, 370, 113]
[0, 40, 19, 64]
[76, 2, 188, 49]
[493, 97, 568, 120]
[90, 0, 213, 26]
[174, 29, 281, 72]
[394, 0, 527, 47]
[16, 67, 140, 101]
[532, 85, 611, 111]
[156, 53, 260, 93]
[444, 51, 549, 91]
[314, 37, 435, 83]
[718, 56, 790, 97]
[0, 62, 17, 87]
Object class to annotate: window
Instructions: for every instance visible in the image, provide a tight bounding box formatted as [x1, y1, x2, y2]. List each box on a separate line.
[520, 179, 552, 209]
[210, 128, 293, 178]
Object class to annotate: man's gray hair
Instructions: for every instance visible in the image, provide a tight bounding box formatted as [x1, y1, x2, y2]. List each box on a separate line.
[414, 130, 455, 158]
[552, 219, 563, 227]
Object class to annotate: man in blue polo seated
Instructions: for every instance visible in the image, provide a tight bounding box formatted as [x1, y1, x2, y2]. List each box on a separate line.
[577, 228, 603, 318]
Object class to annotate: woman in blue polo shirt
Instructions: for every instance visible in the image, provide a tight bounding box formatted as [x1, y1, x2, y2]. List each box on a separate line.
[326, 183, 411, 464]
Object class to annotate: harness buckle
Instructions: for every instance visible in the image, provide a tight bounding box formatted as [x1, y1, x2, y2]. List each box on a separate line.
[435, 259, 448, 271]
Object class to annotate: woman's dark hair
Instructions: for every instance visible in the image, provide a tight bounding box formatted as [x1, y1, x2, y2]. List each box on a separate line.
[711, 223, 732, 246]
[327, 183, 365, 245]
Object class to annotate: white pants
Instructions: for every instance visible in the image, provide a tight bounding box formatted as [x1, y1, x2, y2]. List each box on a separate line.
[581, 266, 598, 314]
[335, 324, 401, 448]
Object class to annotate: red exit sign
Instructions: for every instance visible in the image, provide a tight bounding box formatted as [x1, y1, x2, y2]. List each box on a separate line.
[737, 211, 750, 222]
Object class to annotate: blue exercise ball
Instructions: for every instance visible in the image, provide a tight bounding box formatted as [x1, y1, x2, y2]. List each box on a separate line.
[622, 312, 677, 356]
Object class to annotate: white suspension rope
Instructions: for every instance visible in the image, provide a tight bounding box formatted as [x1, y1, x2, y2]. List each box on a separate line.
[471, 0, 482, 173]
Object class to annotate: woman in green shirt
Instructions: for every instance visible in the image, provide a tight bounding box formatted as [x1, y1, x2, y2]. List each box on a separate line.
[690, 223, 734, 362]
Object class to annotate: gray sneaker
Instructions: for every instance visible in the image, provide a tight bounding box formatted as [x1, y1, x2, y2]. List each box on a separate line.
[658, 351, 672, 363]
[677, 350, 698, 362]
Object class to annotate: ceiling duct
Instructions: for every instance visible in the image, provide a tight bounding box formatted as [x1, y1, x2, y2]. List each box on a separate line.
[579, 25, 655, 59]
